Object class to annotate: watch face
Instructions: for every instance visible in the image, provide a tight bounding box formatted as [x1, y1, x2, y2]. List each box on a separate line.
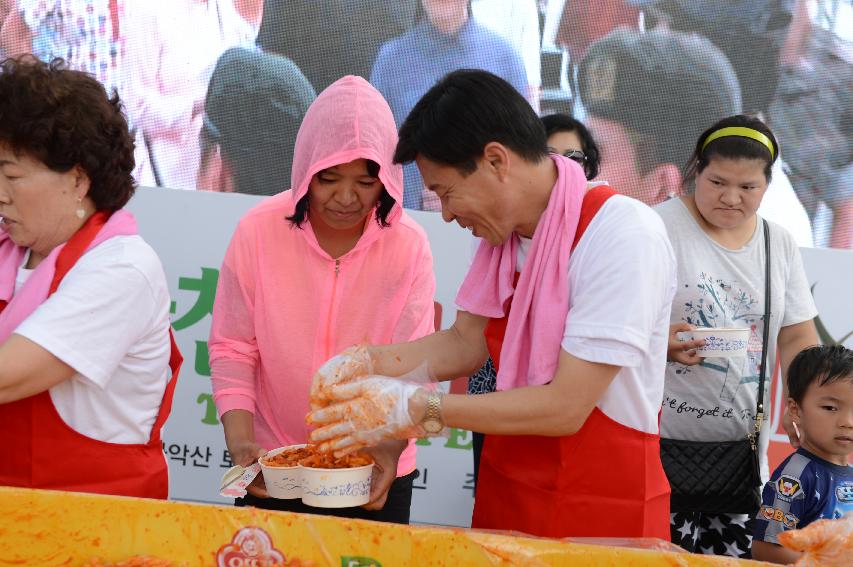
[423, 419, 443, 434]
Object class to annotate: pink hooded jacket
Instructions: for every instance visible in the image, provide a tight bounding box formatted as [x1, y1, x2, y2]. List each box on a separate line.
[209, 76, 435, 476]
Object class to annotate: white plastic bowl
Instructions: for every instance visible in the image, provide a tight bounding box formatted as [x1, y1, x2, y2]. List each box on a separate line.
[691, 327, 750, 358]
[258, 445, 306, 499]
[300, 463, 373, 508]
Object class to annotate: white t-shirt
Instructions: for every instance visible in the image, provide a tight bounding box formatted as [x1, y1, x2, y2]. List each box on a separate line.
[15, 235, 171, 444]
[512, 195, 677, 434]
[655, 198, 817, 476]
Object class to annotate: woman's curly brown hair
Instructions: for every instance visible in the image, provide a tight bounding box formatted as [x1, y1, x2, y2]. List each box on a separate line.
[0, 56, 136, 210]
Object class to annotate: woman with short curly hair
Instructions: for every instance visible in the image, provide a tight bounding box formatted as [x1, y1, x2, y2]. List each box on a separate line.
[0, 56, 181, 499]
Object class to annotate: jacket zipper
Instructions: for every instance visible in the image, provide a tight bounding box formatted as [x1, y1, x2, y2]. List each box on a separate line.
[324, 259, 341, 360]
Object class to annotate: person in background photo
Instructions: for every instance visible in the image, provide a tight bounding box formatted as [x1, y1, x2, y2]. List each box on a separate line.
[470, 0, 541, 112]
[122, 0, 260, 190]
[370, 0, 528, 211]
[197, 47, 316, 196]
[208, 75, 435, 524]
[542, 113, 600, 181]
[578, 28, 814, 247]
[768, 6, 853, 249]
[0, 56, 181, 498]
[0, 0, 125, 95]
[659, 114, 818, 557]
[256, 0, 418, 94]
[638, 0, 794, 118]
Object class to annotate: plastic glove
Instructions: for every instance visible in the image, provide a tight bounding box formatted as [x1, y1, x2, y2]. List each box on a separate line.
[306, 375, 434, 455]
[779, 515, 853, 567]
[310, 345, 374, 410]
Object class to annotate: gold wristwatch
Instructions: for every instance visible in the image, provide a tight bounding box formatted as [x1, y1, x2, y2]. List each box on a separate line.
[421, 391, 444, 434]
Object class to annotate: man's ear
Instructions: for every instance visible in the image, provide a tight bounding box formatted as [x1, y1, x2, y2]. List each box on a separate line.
[481, 141, 511, 182]
[645, 163, 683, 205]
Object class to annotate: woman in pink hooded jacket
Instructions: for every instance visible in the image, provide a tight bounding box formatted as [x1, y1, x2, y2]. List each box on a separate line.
[208, 75, 435, 523]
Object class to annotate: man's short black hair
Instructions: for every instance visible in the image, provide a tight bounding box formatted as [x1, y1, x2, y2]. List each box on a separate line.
[788, 345, 853, 405]
[394, 69, 548, 174]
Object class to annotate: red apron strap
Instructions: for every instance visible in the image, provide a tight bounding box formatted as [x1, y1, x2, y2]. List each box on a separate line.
[485, 185, 618, 366]
[146, 328, 183, 446]
[0, 211, 108, 313]
[572, 184, 617, 252]
[50, 211, 111, 294]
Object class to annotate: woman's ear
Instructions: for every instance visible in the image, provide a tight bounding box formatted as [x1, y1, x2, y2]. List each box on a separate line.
[72, 165, 92, 199]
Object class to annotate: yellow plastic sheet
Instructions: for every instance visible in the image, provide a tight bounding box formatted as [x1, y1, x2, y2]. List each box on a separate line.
[0, 487, 768, 566]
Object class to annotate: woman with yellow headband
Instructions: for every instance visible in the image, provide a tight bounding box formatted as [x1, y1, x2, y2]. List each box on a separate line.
[655, 114, 819, 558]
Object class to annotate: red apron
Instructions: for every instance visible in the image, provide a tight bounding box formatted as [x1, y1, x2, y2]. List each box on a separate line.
[471, 186, 671, 539]
[0, 212, 183, 499]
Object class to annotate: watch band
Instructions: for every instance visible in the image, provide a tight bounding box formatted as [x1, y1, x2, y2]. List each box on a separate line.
[426, 391, 442, 423]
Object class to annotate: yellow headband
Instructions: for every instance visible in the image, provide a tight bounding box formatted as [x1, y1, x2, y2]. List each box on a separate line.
[701, 126, 776, 159]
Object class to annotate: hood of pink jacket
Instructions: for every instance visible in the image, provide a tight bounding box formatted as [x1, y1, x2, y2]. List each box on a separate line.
[289, 75, 403, 225]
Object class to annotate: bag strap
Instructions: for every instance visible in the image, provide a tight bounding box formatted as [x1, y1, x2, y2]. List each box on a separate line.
[752, 220, 771, 447]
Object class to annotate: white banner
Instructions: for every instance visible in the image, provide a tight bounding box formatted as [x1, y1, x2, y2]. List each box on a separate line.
[127, 187, 853, 528]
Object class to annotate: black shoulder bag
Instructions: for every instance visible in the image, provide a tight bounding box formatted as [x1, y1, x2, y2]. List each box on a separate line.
[660, 220, 771, 515]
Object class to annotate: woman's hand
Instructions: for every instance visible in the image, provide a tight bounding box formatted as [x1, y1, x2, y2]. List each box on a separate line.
[226, 438, 269, 498]
[361, 439, 407, 510]
[310, 345, 375, 409]
[221, 410, 268, 498]
[667, 323, 706, 366]
[307, 376, 430, 454]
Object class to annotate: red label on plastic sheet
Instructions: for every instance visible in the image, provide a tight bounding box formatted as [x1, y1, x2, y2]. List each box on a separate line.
[216, 527, 285, 566]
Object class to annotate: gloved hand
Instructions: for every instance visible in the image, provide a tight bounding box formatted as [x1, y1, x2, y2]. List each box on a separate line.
[307, 375, 434, 455]
[779, 515, 853, 567]
[310, 345, 374, 410]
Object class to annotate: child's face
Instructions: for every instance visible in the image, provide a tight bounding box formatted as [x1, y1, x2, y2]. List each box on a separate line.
[789, 376, 853, 466]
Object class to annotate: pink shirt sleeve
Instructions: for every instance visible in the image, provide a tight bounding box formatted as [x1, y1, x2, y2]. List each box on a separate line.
[390, 235, 436, 476]
[209, 220, 260, 416]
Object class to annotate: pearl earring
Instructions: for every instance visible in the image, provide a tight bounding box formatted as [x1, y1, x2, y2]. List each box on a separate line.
[76, 198, 85, 219]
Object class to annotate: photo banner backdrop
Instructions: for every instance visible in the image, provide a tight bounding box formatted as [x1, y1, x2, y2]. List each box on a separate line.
[1, 1, 851, 246]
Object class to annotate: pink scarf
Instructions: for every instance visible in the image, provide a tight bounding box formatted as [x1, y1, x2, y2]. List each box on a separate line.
[0, 210, 138, 341]
[456, 155, 586, 391]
